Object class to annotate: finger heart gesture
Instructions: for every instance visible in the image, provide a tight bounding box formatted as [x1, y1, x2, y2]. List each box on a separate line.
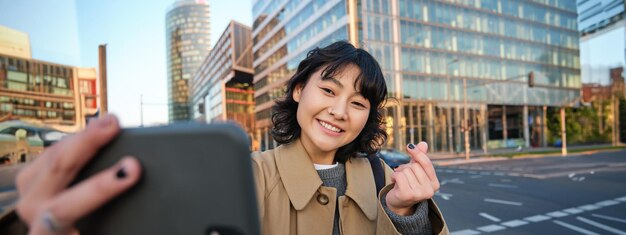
[384, 142, 440, 216]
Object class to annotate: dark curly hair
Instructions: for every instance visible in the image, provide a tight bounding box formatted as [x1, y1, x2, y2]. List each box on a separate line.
[270, 40, 388, 163]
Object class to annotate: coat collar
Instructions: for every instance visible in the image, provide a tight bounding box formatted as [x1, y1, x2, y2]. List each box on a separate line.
[275, 139, 378, 220]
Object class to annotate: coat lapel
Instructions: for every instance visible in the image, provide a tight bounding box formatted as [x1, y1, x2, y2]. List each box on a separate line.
[344, 157, 379, 221]
[274, 139, 323, 210]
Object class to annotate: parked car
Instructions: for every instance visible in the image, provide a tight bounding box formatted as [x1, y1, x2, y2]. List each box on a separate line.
[377, 149, 411, 168]
[0, 120, 68, 164]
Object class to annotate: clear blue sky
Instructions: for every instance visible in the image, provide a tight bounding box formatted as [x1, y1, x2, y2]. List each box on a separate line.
[0, 0, 252, 127]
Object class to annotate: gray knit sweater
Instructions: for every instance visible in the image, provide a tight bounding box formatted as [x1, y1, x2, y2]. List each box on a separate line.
[316, 163, 432, 235]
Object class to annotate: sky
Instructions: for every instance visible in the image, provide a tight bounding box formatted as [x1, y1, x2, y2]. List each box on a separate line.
[0, 0, 252, 127]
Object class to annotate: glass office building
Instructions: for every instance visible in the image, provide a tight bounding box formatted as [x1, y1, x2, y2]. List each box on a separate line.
[166, 0, 211, 122]
[190, 21, 256, 148]
[577, 0, 625, 86]
[252, 0, 580, 152]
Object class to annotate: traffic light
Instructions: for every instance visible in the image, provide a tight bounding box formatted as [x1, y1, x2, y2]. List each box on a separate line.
[528, 71, 535, 87]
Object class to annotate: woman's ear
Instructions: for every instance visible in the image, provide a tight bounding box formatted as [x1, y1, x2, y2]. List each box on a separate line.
[292, 85, 302, 103]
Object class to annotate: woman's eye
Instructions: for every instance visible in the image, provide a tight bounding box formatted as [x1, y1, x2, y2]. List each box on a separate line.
[352, 102, 366, 108]
[321, 88, 334, 95]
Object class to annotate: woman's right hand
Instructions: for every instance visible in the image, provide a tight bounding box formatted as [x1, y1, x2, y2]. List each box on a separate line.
[15, 114, 142, 235]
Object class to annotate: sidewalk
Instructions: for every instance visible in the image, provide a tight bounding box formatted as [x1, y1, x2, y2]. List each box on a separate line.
[430, 144, 625, 166]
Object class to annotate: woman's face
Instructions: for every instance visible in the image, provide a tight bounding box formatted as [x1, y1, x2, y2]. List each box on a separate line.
[293, 64, 371, 158]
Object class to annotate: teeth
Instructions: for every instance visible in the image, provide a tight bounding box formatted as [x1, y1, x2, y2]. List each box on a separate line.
[320, 120, 341, 133]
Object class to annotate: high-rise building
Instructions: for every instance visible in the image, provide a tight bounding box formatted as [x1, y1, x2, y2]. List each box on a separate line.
[190, 20, 255, 148]
[252, 0, 580, 152]
[578, 0, 625, 85]
[0, 25, 102, 132]
[165, 0, 211, 122]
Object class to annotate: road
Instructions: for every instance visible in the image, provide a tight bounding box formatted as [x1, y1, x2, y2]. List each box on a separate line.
[0, 164, 21, 215]
[1, 150, 625, 234]
[435, 149, 626, 235]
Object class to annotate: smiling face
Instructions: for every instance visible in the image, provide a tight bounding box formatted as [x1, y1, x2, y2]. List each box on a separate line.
[292, 64, 371, 163]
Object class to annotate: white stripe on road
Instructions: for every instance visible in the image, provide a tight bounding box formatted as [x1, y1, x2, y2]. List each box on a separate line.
[524, 215, 551, 222]
[596, 200, 620, 207]
[501, 220, 528, 227]
[488, 183, 518, 189]
[564, 208, 585, 214]
[554, 220, 601, 235]
[479, 212, 501, 222]
[470, 175, 482, 179]
[546, 211, 569, 218]
[450, 229, 481, 235]
[615, 196, 626, 202]
[579, 204, 601, 211]
[577, 217, 626, 235]
[436, 192, 453, 200]
[592, 214, 626, 224]
[477, 224, 506, 233]
[484, 198, 523, 206]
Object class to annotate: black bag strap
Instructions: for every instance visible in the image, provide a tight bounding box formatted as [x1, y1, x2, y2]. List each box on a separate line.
[367, 154, 385, 195]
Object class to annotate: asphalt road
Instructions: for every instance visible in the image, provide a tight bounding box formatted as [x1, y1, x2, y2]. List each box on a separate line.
[0, 164, 21, 215]
[435, 149, 626, 235]
[1, 150, 625, 234]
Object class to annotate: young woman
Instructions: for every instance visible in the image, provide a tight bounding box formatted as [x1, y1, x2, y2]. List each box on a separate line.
[11, 41, 448, 235]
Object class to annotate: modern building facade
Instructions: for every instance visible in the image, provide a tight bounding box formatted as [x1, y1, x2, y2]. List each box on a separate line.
[252, 0, 581, 152]
[0, 56, 101, 132]
[578, 0, 626, 85]
[0, 25, 100, 133]
[190, 20, 255, 147]
[165, 0, 211, 122]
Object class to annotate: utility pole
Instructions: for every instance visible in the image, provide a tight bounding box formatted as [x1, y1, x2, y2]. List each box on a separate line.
[561, 107, 567, 156]
[447, 59, 459, 154]
[140, 94, 144, 127]
[463, 77, 470, 160]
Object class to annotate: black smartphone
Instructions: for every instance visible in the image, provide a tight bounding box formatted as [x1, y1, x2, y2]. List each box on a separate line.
[73, 122, 260, 235]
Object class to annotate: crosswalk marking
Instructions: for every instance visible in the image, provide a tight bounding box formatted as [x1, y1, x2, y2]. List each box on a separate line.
[577, 217, 626, 235]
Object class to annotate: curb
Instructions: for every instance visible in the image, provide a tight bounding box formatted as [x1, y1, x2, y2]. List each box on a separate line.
[432, 148, 626, 167]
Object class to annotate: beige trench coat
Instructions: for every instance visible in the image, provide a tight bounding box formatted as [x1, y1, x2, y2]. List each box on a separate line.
[252, 139, 449, 234]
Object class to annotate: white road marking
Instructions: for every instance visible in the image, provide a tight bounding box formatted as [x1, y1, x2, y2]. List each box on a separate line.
[450, 229, 481, 235]
[436, 192, 453, 200]
[615, 196, 626, 202]
[577, 217, 626, 235]
[546, 211, 569, 218]
[477, 224, 506, 232]
[501, 219, 528, 227]
[596, 200, 620, 207]
[470, 175, 482, 179]
[484, 198, 523, 206]
[592, 214, 626, 224]
[553, 220, 600, 235]
[488, 183, 518, 189]
[479, 212, 501, 222]
[479, 172, 491, 175]
[524, 215, 551, 222]
[579, 204, 601, 211]
[564, 208, 585, 214]
[441, 178, 464, 185]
